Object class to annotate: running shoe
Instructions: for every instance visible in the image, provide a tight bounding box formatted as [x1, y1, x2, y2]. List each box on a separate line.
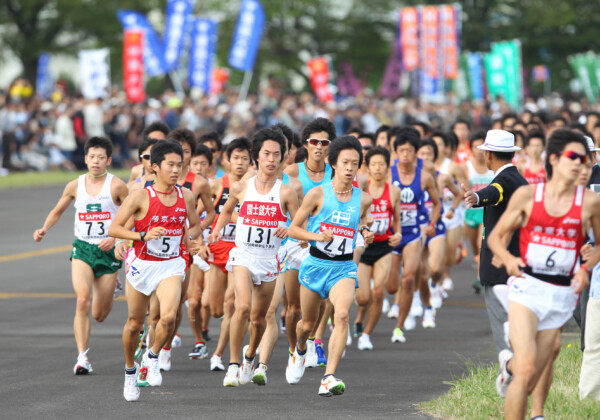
[134, 325, 146, 360]
[171, 333, 182, 348]
[422, 308, 436, 328]
[318, 375, 345, 397]
[288, 348, 306, 383]
[381, 298, 390, 314]
[137, 362, 149, 387]
[252, 363, 267, 386]
[145, 354, 162, 387]
[239, 345, 255, 385]
[305, 339, 318, 368]
[73, 349, 93, 375]
[223, 364, 239, 387]
[285, 352, 297, 384]
[429, 282, 443, 309]
[353, 322, 363, 338]
[123, 363, 140, 402]
[387, 304, 399, 319]
[472, 278, 482, 294]
[316, 343, 327, 367]
[210, 354, 225, 371]
[442, 278, 454, 292]
[496, 349, 514, 397]
[404, 315, 417, 331]
[346, 326, 352, 346]
[409, 292, 424, 318]
[114, 277, 124, 299]
[357, 333, 373, 350]
[280, 316, 286, 332]
[158, 348, 171, 371]
[391, 328, 406, 343]
[202, 329, 211, 342]
[188, 342, 208, 359]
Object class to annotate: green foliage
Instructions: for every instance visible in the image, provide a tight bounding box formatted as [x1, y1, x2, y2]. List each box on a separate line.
[0, 169, 131, 190]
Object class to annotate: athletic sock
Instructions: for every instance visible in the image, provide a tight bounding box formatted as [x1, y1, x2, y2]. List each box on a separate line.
[245, 353, 254, 362]
[148, 351, 158, 359]
[162, 346, 171, 351]
[426, 306, 432, 310]
[229, 362, 240, 367]
[322, 373, 334, 380]
[125, 366, 136, 375]
[314, 339, 323, 346]
[297, 347, 307, 356]
[308, 337, 315, 341]
[195, 340, 205, 345]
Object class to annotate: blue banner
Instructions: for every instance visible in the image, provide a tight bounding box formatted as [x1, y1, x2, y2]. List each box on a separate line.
[36, 53, 53, 98]
[188, 18, 217, 92]
[228, 0, 265, 72]
[467, 52, 483, 100]
[117, 10, 166, 77]
[163, 0, 193, 72]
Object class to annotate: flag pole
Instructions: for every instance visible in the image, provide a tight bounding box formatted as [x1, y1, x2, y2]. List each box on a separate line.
[169, 71, 185, 96]
[239, 70, 253, 102]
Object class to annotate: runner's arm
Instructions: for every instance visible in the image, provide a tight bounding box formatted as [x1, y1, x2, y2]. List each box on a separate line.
[184, 189, 202, 241]
[390, 184, 402, 235]
[360, 191, 374, 244]
[209, 181, 242, 241]
[108, 190, 164, 242]
[197, 179, 215, 230]
[284, 163, 299, 178]
[288, 187, 329, 242]
[442, 174, 461, 218]
[33, 180, 77, 241]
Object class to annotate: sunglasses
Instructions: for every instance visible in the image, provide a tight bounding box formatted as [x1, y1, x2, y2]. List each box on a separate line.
[140, 153, 151, 160]
[561, 150, 588, 164]
[306, 138, 331, 147]
[208, 148, 218, 153]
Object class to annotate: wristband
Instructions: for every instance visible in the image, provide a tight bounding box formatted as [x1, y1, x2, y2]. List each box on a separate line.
[115, 240, 125, 246]
[139, 231, 147, 242]
[429, 221, 435, 227]
[581, 265, 593, 275]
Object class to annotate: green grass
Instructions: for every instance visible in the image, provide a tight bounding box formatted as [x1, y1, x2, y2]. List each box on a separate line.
[0, 169, 131, 190]
[419, 341, 600, 419]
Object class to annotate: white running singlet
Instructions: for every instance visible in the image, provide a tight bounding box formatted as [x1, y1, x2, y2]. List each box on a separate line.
[74, 173, 118, 245]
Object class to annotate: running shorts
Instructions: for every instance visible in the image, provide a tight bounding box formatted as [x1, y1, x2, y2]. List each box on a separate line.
[226, 247, 279, 285]
[284, 240, 310, 272]
[392, 229, 423, 256]
[360, 240, 393, 266]
[298, 255, 358, 299]
[208, 241, 236, 273]
[70, 239, 122, 277]
[193, 255, 210, 272]
[426, 220, 447, 246]
[127, 256, 186, 296]
[464, 207, 484, 228]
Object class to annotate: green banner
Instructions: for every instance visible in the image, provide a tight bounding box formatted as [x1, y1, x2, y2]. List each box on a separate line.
[569, 53, 595, 102]
[485, 40, 522, 110]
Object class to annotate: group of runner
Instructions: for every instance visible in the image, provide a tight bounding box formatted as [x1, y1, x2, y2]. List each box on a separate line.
[33, 111, 600, 415]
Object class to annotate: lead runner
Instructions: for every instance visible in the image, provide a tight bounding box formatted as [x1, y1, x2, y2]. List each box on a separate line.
[288, 135, 374, 396]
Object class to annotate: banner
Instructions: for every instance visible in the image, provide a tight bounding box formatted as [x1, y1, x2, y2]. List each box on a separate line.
[211, 67, 230, 94]
[79, 48, 110, 100]
[307, 56, 334, 103]
[36, 53, 53, 98]
[228, 0, 266, 72]
[337, 62, 362, 97]
[569, 53, 595, 102]
[421, 6, 439, 79]
[440, 4, 459, 80]
[466, 52, 484, 100]
[532, 65, 550, 83]
[123, 30, 145, 103]
[117, 10, 166, 77]
[188, 18, 218, 92]
[485, 40, 522, 109]
[380, 41, 402, 98]
[454, 53, 469, 100]
[399, 7, 419, 72]
[163, 0, 193, 72]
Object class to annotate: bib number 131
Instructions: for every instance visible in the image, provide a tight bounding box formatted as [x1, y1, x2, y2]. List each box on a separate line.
[246, 226, 272, 245]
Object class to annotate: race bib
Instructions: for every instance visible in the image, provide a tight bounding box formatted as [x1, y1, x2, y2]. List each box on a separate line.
[400, 203, 418, 227]
[315, 222, 355, 257]
[77, 212, 111, 240]
[525, 243, 577, 277]
[221, 223, 237, 242]
[371, 213, 390, 236]
[146, 235, 182, 259]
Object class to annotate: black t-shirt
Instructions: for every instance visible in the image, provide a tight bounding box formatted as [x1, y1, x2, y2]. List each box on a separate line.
[587, 164, 600, 192]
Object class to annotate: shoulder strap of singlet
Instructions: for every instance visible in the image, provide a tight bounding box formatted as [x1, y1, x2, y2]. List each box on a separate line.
[176, 186, 183, 198]
[147, 185, 157, 198]
[575, 185, 584, 206]
[534, 183, 544, 202]
[390, 164, 399, 183]
[222, 174, 230, 189]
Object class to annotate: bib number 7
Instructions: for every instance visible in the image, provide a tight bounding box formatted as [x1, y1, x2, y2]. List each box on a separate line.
[85, 221, 105, 237]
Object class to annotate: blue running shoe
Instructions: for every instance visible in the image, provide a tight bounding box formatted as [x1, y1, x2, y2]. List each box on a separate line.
[316, 343, 327, 367]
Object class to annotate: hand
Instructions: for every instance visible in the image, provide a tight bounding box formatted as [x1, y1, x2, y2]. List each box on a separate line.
[461, 184, 477, 209]
[97, 237, 116, 252]
[274, 227, 288, 239]
[505, 256, 526, 277]
[443, 208, 455, 219]
[197, 244, 210, 260]
[388, 233, 401, 247]
[298, 240, 309, 249]
[318, 229, 333, 242]
[362, 230, 374, 245]
[572, 269, 590, 294]
[426, 224, 436, 237]
[114, 241, 129, 261]
[491, 255, 504, 268]
[365, 214, 374, 227]
[207, 231, 221, 244]
[580, 243, 594, 263]
[33, 228, 47, 242]
[146, 226, 166, 241]
[188, 239, 201, 255]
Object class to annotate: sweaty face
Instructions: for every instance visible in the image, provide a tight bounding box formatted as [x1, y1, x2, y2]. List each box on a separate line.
[554, 142, 587, 183]
[453, 123, 469, 142]
[470, 139, 485, 161]
[367, 154, 388, 181]
[432, 136, 446, 160]
[333, 149, 360, 183]
[85, 147, 111, 176]
[141, 146, 153, 172]
[358, 137, 373, 160]
[526, 138, 544, 160]
[376, 132, 388, 149]
[190, 155, 210, 177]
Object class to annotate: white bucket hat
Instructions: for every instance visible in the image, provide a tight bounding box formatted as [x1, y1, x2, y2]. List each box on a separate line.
[478, 130, 521, 152]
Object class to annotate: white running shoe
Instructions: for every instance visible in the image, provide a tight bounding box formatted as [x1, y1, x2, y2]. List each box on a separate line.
[123, 363, 140, 402]
[318, 375, 345, 397]
[442, 278, 454, 291]
[381, 298, 390, 314]
[357, 334, 373, 350]
[113, 277, 124, 299]
[404, 315, 417, 331]
[223, 364, 239, 387]
[305, 339, 318, 368]
[496, 349, 514, 397]
[422, 308, 436, 328]
[238, 345, 255, 385]
[210, 354, 225, 371]
[171, 334, 182, 348]
[391, 328, 406, 343]
[285, 353, 298, 384]
[73, 349, 93, 375]
[429, 283, 443, 309]
[387, 304, 399, 319]
[288, 348, 306, 384]
[145, 354, 162, 387]
[252, 363, 267, 386]
[346, 325, 352, 346]
[158, 348, 171, 371]
[410, 291, 424, 317]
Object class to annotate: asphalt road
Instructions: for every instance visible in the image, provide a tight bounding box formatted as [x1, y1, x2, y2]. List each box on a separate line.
[0, 185, 497, 419]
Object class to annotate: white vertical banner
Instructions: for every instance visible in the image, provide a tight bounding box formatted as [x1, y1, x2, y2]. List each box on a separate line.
[79, 48, 111, 99]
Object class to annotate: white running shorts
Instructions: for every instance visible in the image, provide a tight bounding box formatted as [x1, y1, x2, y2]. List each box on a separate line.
[127, 257, 186, 296]
[226, 247, 279, 285]
[193, 255, 210, 272]
[284, 240, 310, 271]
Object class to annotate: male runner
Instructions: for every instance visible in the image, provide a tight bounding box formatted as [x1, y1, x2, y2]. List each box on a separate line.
[128, 137, 159, 191]
[487, 129, 600, 419]
[288, 135, 374, 396]
[199, 131, 225, 180]
[519, 131, 546, 185]
[33, 136, 129, 374]
[209, 127, 299, 387]
[127, 121, 170, 184]
[109, 140, 201, 401]
[453, 119, 472, 164]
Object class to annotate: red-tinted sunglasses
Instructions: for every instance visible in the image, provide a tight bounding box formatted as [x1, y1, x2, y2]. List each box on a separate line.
[306, 138, 331, 147]
[561, 150, 588, 164]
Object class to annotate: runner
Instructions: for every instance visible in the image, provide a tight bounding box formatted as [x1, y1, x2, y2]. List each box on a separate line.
[519, 131, 546, 185]
[109, 139, 202, 401]
[199, 131, 225, 180]
[357, 133, 374, 177]
[355, 146, 401, 350]
[127, 121, 170, 185]
[288, 135, 374, 396]
[487, 129, 600, 419]
[452, 119, 472, 164]
[33, 136, 129, 375]
[127, 137, 159, 191]
[208, 127, 299, 387]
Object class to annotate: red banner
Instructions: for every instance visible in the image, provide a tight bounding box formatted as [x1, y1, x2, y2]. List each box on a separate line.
[123, 30, 145, 103]
[400, 8, 419, 72]
[421, 6, 439, 79]
[440, 5, 459, 80]
[307, 56, 334, 103]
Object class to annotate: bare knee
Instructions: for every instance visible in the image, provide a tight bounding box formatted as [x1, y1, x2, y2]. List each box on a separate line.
[333, 309, 349, 327]
[401, 274, 415, 290]
[92, 309, 108, 323]
[299, 319, 316, 334]
[235, 302, 251, 320]
[159, 313, 177, 330]
[356, 290, 370, 307]
[372, 287, 384, 304]
[515, 361, 537, 392]
[126, 318, 144, 335]
[288, 304, 301, 320]
[188, 297, 201, 311]
[76, 296, 91, 315]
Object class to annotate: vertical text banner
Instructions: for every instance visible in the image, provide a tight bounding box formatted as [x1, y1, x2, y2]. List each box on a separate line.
[188, 18, 218, 93]
[399, 7, 419, 72]
[123, 30, 146, 103]
[421, 5, 439, 79]
[36, 53, 53, 98]
[117, 10, 166, 77]
[228, 0, 266, 72]
[163, 0, 193, 72]
[569, 53, 595, 102]
[440, 4, 459, 80]
[467, 52, 483, 100]
[307, 56, 334, 103]
[79, 48, 110, 100]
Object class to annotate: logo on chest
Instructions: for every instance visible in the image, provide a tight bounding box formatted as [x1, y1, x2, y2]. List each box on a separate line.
[331, 211, 351, 226]
[400, 187, 415, 203]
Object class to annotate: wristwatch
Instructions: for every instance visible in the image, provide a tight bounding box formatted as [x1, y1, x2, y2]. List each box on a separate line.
[359, 225, 370, 235]
[139, 231, 147, 242]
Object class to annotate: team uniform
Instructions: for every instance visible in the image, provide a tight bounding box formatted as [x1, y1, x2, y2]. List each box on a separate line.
[225, 177, 288, 284]
[298, 182, 361, 298]
[127, 186, 188, 296]
[508, 183, 585, 330]
[71, 173, 122, 275]
[391, 164, 425, 254]
[464, 160, 494, 228]
[422, 172, 446, 245]
[360, 182, 394, 265]
[208, 175, 238, 272]
[438, 158, 463, 230]
[523, 163, 546, 185]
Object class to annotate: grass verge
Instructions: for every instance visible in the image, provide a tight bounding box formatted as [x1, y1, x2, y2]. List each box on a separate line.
[0, 169, 131, 190]
[419, 341, 600, 419]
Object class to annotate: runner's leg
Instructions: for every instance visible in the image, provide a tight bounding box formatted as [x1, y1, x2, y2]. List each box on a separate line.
[151, 276, 183, 355]
[247, 279, 277, 358]
[325, 278, 356, 376]
[364, 253, 391, 336]
[258, 272, 285, 365]
[71, 259, 94, 353]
